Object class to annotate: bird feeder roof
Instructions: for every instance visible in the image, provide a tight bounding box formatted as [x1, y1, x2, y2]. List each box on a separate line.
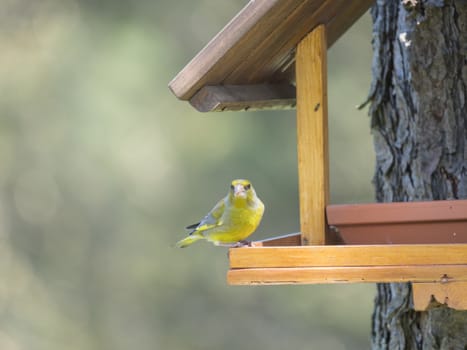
[169, 0, 373, 112]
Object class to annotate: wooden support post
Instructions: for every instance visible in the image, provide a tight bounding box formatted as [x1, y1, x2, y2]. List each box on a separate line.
[296, 25, 329, 245]
[412, 282, 467, 311]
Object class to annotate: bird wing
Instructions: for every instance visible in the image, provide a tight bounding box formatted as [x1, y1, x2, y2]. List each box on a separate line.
[187, 197, 226, 234]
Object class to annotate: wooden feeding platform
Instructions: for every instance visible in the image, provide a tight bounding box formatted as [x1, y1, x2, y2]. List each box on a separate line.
[229, 199, 467, 310]
[169, 0, 467, 311]
[229, 244, 467, 311]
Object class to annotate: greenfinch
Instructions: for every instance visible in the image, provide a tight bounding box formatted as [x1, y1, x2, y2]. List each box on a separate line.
[176, 179, 264, 248]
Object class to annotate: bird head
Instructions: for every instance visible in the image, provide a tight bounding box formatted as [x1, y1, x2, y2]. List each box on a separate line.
[229, 179, 255, 201]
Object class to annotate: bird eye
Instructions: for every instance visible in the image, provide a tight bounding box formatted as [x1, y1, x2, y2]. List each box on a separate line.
[230, 184, 235, 191]
[244, 184, 251, 190]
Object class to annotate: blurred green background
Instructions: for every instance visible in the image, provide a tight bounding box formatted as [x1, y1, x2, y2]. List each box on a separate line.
[0, 1, 376, 349]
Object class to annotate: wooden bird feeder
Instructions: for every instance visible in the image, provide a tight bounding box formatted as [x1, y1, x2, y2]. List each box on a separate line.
[169, 0, 467, 311]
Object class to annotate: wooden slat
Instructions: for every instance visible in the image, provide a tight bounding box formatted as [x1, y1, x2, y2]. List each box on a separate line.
[229, 244, 467, 268]
[412, 281, 467, 311]
[224, 0, 325, 83]
[228, 265, 467, 285]
[296, 25, 329, 245]
[241, 0, 374, 84]
[169, 0, 299, 100]
[169, 0, 374, 103]
[189, 84, 296, 112]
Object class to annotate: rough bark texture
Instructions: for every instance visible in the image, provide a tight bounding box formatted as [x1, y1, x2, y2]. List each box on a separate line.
[367, 0, 467, 349]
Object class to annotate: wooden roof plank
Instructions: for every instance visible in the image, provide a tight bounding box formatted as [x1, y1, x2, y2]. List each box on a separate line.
[237, 0, 365, 84]
[229, 244, 467, 269]
[227, 265, 467, 285]
[224, 0, 325, 84]
[169, 0, 294, 100]
[189, 84, 296, 112]
[169, 0, 375, 106]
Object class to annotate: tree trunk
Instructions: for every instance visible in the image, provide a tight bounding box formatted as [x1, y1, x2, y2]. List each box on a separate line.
[367, 0, 467, 349]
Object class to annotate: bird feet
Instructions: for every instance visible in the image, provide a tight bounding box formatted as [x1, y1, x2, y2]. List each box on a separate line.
[215, 240, 252, 248]
[233, 240, 252, 247]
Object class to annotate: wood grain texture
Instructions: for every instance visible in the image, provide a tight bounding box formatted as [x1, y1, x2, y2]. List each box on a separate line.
[169, 0, 281, 100]
[225, 0, 334, 83]
[229, 244, 467, 268]
[189, 84, 296, 112]
[227, 265, 467, 285]
[169, 0, 374, 105]
[412, 282, 467, 311]
[296, 25, 329, 245]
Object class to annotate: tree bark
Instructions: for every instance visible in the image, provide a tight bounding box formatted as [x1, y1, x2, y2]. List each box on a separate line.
[367, 0, 467, 349]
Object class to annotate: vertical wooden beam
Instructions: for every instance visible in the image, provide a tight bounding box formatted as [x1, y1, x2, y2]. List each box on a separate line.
[296, 25, 329, 245]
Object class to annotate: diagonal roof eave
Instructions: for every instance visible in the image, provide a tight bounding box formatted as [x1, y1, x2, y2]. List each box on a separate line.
[169, 0, 374, 110]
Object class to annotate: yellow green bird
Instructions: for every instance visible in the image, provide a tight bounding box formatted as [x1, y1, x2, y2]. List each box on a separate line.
[176, 179, 264, 248]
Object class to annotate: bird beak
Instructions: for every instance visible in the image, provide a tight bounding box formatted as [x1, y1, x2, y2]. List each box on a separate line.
[233, 184, 247, 198]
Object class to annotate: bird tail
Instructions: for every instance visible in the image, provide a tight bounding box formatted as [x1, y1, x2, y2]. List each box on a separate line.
[175, 233, 204, 248]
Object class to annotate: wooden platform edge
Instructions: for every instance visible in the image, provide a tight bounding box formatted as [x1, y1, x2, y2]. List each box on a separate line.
[229, 244, 467, 269]
[227, 265, 467, 285]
